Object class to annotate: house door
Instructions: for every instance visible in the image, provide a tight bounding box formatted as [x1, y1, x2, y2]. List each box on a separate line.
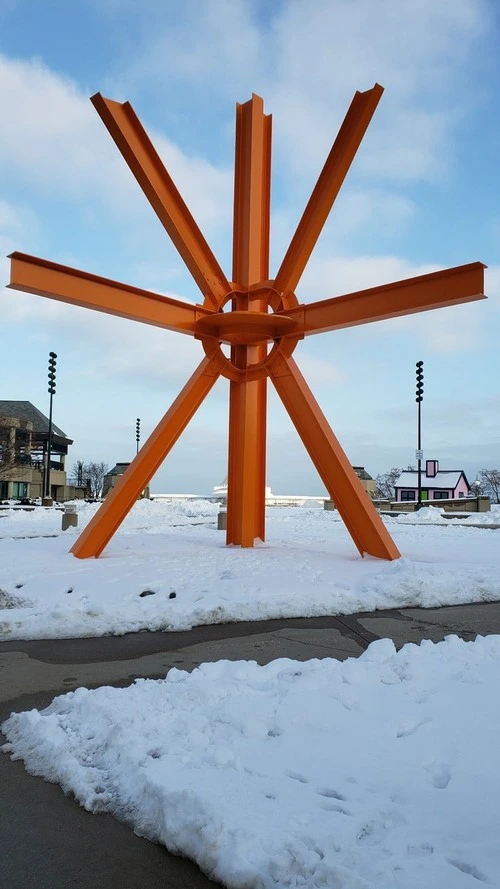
[421, 490, 428, 501]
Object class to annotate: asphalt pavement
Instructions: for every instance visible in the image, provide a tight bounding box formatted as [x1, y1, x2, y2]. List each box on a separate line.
[2, 602, 500, 888]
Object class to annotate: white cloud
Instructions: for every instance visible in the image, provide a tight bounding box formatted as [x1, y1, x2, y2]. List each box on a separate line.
[115, 0, 492, 185]
[0, 199, 40, 254]
[267, 0, 489, 179]
[293, 353, 345, 389]
[331, 190, 415, 237]
[0, 54, 233, 234]
[298, 253, 437, 299]
[124, 0, 263, 97]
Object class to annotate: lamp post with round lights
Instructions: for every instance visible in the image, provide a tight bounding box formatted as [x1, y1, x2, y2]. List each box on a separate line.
[415, 360, 424, 509]
[45, 351, 57, 500]
[135, 418, 140, 455]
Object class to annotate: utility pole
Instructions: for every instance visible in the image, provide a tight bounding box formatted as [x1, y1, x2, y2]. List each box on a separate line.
[415, 360, 424, 509]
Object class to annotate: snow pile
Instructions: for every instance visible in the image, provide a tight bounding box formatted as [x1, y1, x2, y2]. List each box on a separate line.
[0, 503, 499, 640]
[463, 504, 500, 524]
[3, 635, 500, 888]
[394, 505, 446, 524]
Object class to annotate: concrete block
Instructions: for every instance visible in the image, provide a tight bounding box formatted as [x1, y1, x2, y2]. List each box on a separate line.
[62, 505, 78, 530]
[324, 499, 336, 511]
[217, 509, 227, 530]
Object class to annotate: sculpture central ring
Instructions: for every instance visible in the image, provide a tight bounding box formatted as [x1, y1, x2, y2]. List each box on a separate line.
[195, 310, 297, 345]
[196, 283, 301, 381]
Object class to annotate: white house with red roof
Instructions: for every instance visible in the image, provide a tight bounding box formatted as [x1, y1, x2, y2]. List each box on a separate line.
[394, 460, 470, 503]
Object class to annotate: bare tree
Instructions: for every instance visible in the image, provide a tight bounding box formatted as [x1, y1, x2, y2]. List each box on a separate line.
[469, 478, 486, 497]
[71, 460, 109, 499]
[476, 469, 500, 504]
[375, 466, 415, 500]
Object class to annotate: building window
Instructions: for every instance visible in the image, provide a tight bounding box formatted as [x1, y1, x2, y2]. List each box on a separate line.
[400, 490, 415, 501]
[432, 491, 449, 500]
[12, 482, 28, 499]
[459, 492, 465, 498]
[0, 481, 8, 500]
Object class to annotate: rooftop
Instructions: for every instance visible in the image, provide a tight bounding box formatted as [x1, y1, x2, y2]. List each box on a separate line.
[0, 400, 72, 444]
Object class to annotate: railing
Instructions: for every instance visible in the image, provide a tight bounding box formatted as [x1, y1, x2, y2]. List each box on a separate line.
[0, 453, 33, 465]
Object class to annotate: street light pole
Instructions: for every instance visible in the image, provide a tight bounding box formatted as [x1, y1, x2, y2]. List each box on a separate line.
[45, 352, 57, 500]
[415, 360, 424, 509]
[136, 418, 140, 455]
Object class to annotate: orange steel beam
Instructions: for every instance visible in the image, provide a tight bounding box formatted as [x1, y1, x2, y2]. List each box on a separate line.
[268, 353, 400, 560]
[71, 357, 220, 559]
[226, 95, 272, 546]
[91, 94, 230, 309]
[8, 252, 214, 334]
[280, 263, 486, 335]
[274, 84, 383, 298]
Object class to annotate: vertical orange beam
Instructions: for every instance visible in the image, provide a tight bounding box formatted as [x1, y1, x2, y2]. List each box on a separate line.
[226, 95, 272, 546]
[71, 357, 220, 558]
[269, 353, 400, 560]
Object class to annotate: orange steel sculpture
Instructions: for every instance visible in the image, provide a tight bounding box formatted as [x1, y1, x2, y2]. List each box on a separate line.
[8, 84, 486, 560]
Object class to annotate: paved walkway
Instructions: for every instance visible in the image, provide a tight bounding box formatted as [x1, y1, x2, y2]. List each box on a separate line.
[1, 602, 500, 888]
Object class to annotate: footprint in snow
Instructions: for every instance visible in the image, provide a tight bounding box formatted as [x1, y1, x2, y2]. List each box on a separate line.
[396, 717, 431, 738]
[285, 770, 309, 784]
[425, 761, 451, 789]
[321, 802, 352, 815]
[316, 788, 347, 801]
[448, 858, 490, 883]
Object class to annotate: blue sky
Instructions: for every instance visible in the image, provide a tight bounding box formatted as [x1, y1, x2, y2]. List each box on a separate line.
[1, 0, 499, 494]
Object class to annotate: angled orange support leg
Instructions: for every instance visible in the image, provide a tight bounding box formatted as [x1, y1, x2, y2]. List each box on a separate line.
[274, 84, 383, 297]
[71, 357, 220, 558]
[91, 94, 230, 309]
[226, 94, 272, 546]
[268, 353, 400, 560]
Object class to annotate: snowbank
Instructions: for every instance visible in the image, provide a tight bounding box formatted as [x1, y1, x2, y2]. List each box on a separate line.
[3, 634, 499, 888]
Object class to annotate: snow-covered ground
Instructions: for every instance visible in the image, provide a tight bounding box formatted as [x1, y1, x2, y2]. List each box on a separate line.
[3, 634, 500, 888]
[0, 499, 499, 640]
[2, 501, 500, 887]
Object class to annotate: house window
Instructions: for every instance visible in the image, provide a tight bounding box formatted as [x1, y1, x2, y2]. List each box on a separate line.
[0, 481, 8, 499]
[12, 482, 28, 499]
[400, 490, 415, 501]
[433, 491, 449, 500]
[459, 492, 464, 498]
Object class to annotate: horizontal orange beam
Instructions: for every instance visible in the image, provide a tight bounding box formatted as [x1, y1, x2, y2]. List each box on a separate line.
[280, 262, 486, 335]
[8, 252, 213, 334]
[91, 94, 230, 309]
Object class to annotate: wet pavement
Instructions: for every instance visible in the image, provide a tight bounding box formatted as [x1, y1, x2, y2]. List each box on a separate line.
[2, 601, 500, 888]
